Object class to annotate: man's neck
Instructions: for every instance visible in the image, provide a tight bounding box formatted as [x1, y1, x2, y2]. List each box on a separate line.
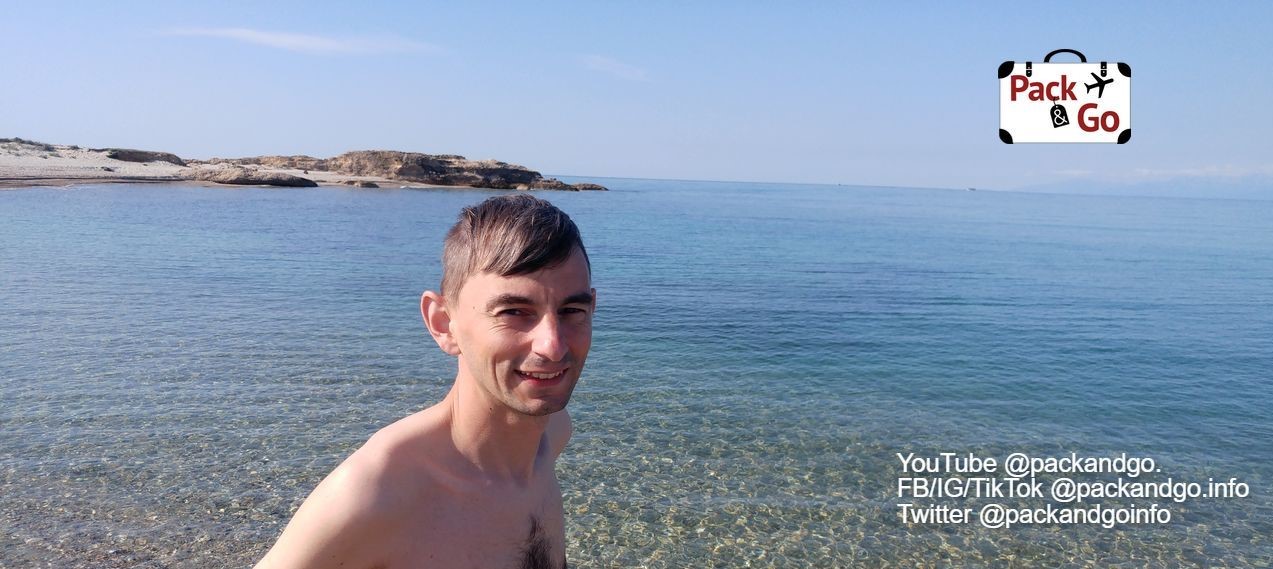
[443, 378, 550, 485]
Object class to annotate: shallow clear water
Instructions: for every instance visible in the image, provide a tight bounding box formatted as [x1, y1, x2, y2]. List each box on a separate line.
[2, 181, 1271, 567]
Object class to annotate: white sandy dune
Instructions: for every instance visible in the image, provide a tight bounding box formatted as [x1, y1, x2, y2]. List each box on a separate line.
[0, 140, 189, 186]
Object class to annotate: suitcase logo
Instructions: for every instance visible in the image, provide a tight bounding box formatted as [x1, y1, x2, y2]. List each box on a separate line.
[999, 49, 1131, 144]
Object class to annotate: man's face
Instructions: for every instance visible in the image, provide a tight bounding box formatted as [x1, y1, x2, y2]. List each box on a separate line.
[448, 247, 594, 417]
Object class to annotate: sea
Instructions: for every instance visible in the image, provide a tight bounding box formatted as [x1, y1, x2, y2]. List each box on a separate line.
[2, 179, 1271, 568]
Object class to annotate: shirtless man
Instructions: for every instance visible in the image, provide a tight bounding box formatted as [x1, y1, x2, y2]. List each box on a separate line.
[256, 194, 594, 569]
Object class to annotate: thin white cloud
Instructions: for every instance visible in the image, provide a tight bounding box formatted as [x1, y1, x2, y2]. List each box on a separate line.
[1126, 165, 1273, 179]
[1051, 164, 1273, 184]
[580, 54, 649, 81]
[1053, 169, 1095, 177]
[163, 27, 438, 55]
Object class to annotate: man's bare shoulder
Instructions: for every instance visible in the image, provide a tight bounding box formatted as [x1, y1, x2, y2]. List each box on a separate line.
[254, 406, 453, 569]
[345, 406, 454, 498]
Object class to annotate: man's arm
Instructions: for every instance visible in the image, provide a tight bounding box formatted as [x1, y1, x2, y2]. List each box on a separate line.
[254, 453, 400, 569]
[547, 408, 573, 459]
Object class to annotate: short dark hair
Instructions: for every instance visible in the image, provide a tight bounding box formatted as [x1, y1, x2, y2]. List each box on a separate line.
[441, 194, 590, 300]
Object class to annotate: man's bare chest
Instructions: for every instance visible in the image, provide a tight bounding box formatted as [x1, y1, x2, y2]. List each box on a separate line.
[386, 479, 568, 569]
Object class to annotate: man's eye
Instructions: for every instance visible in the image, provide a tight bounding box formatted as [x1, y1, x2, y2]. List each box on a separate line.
[498, 308, 529, 317]
[561, 307, 589, 316]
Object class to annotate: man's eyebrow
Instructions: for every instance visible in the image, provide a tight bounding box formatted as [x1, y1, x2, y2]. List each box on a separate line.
[563, 292, 594, 306]
[484, 292, 594, 312]
[485, 294, 534, 312]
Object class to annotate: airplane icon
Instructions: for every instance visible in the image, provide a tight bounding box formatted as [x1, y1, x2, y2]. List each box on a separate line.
[1085, 73, 1114, 98]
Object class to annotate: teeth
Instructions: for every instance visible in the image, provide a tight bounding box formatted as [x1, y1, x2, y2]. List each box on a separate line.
[522, 370, 562, 379]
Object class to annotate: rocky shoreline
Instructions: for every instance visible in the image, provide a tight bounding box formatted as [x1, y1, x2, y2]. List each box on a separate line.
[0, 138, 607, 191]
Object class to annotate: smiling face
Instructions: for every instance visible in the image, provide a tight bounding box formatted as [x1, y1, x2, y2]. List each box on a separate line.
[446, 247, 594, 417]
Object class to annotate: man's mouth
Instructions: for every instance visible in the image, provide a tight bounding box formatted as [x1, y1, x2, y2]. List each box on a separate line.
[517, 369, 566, 381]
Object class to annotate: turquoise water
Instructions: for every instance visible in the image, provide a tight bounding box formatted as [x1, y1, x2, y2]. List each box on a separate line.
[2, 180, 1271, 567]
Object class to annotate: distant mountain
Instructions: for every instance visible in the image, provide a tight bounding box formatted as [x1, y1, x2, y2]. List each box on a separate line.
[1011, 175, 1273, 201]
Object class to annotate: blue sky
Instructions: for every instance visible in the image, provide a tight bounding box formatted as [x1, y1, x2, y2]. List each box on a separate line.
[3, 1, 1271, 191]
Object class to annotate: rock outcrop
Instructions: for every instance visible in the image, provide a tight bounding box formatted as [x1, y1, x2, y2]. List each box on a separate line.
[206, 150, 607, 191]
[97, 148, 187, 166]
[191, 166, 317, 187]
[324, 151, 545, 189]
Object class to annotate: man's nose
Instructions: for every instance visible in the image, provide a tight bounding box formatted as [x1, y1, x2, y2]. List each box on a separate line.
[531, 316, 569, 362]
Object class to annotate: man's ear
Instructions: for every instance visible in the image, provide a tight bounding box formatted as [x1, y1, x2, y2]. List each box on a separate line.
[421, 291, 461, 356]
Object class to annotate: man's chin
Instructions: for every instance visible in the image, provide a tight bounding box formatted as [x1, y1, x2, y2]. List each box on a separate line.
[517, 398, 570, 417]
[509, 373, 578, 416]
